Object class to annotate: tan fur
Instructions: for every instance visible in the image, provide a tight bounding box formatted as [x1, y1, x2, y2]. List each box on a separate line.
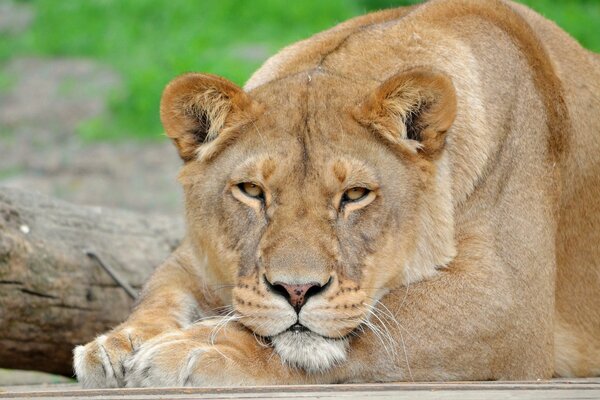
[74, 0, 600, 387]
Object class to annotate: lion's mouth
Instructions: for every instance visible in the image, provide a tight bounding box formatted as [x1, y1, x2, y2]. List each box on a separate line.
[287, 323, 310, 334]
[284, 321, 357, 342]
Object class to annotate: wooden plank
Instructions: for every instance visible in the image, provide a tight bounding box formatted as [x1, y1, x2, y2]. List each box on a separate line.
[1, 379, 599, 400]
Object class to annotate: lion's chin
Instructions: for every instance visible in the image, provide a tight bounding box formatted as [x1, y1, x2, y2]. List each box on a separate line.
[271, 330, 349, 373]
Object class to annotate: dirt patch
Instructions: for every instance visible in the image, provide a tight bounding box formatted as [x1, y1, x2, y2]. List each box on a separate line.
[0, 1, 34, 35]
[0, 57, 183, 215]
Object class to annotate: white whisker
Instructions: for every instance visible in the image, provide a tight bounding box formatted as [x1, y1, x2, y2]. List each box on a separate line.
[364, 297, 414, 381]
[208, 310, 239, 345]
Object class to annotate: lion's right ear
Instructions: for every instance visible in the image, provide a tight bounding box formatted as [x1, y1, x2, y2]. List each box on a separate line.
[160, 73, 257, 162]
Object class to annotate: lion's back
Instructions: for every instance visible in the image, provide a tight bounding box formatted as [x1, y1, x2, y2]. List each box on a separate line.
[519, 2, 600, 378]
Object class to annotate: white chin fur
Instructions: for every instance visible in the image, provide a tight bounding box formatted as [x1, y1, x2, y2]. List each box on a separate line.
[272, 331, 348, 373]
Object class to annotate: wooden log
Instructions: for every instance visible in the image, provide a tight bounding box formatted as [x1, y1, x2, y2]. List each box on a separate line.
[0, 187, 183, 375]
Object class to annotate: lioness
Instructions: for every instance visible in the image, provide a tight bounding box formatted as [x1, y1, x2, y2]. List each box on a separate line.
[74, 0, 600, 387]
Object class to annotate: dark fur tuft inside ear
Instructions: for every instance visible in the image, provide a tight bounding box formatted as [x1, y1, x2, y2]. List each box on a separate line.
[404, 103, 427, 142]
[190, 111, 211, 144]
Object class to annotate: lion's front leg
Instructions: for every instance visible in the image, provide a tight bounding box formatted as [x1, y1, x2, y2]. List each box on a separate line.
[125, 321, 310, 387]
[74, 248, 223, 388]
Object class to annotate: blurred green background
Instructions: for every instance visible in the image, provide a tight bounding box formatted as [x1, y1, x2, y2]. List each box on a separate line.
[1, 0, 599, 141]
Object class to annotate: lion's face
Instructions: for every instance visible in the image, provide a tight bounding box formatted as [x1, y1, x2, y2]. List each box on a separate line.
[162, 70, 457, 372]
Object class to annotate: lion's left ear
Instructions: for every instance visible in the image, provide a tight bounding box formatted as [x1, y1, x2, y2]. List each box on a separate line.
[354, 68, 456, 158]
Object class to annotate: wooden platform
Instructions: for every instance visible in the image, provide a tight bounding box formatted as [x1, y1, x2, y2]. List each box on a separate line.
[1, 379, 599, 400]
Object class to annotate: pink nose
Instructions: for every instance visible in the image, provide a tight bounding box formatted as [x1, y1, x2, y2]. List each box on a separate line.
[269, 281, 323, 311]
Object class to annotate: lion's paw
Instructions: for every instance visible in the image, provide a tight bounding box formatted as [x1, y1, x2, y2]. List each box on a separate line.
[125, 330, 218, 387]
[74, 327, 154, 388]
[125, 324, 257, 387]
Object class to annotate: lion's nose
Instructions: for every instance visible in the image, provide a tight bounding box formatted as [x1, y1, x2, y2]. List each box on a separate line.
[265, 277, 326, 312]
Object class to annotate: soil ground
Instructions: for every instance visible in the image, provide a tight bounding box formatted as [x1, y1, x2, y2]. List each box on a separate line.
[0, 55, 183, 215]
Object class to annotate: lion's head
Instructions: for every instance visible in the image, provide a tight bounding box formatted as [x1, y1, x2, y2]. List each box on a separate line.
[160, 67, 457, 372]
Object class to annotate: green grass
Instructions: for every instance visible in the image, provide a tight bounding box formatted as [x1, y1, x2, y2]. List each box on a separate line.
[520, 0, 600, 51]
[1, 0, 598, 141]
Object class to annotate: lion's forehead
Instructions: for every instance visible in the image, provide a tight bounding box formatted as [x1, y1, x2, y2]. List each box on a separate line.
[249, 71, 371, 115]
[235, 78, 392, 187]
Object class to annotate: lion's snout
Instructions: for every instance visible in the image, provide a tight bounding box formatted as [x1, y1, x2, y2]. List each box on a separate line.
[263, 275, 331, 312]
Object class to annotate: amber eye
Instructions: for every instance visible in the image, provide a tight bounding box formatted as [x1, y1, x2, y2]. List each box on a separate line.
[238, 182, 264, 199]
[342, 187, 369, 203]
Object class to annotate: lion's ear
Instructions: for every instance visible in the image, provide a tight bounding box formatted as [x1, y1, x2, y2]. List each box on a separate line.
[354, 69, 456, 158]
[160, 73, 256, 162]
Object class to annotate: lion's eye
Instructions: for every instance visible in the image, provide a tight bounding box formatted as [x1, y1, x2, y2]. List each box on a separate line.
[342, 187, 369, 203]
[238, 182, 264, 199]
